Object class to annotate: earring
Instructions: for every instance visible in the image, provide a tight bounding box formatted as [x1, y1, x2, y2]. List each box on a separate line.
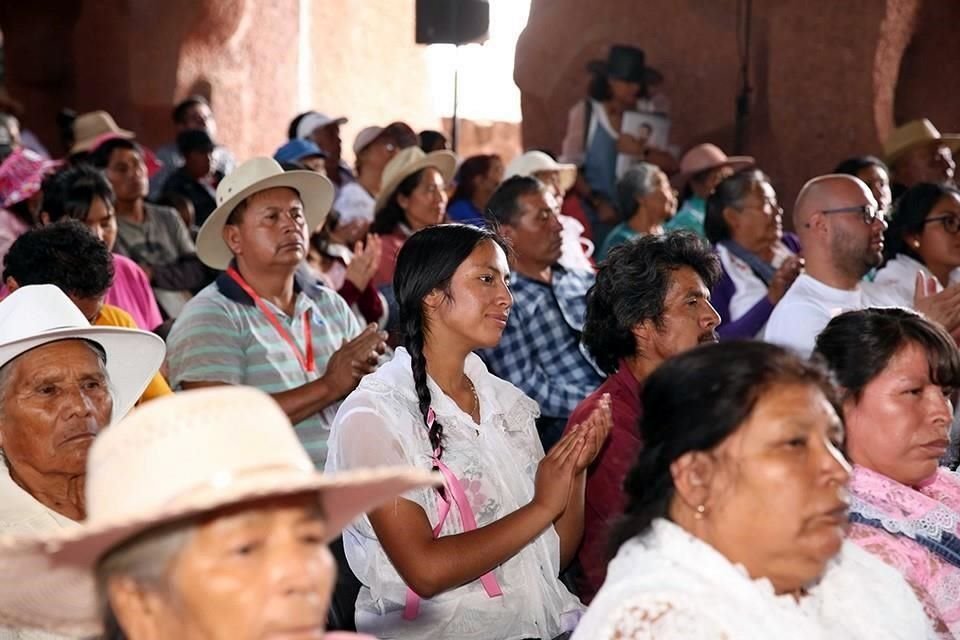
[914, 241, 921, 248]
[694, 504, 706, 520]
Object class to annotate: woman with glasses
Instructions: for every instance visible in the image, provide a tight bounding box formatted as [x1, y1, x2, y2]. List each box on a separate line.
[867, 183, 960, 309]
[703, 169, 803, 338]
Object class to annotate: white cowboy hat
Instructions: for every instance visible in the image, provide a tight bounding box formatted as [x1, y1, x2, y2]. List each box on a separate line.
[0, 284, 164, 421]
[0, 386, 438, 637]
[375, 146, 457, 214]
[505, 150, 577, 194]
[883, 118, 960, 167]
[196, 157, 335, 269]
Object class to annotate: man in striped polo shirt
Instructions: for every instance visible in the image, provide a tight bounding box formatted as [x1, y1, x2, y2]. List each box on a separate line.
[166, 157, 387, 467]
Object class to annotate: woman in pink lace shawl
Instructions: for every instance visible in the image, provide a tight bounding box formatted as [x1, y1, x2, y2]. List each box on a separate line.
[815, 307, 960, 638]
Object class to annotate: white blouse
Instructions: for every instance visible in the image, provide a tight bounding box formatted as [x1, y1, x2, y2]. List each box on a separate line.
[325, 348, 584, 640]
[572, 519, 934, 639]
[864, 253, 960, 309]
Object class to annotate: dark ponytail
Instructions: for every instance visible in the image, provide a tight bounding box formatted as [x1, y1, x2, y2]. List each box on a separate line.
[394, 223, 510, 461]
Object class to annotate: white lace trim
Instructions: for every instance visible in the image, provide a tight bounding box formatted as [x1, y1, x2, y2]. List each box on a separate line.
[850, 495, 960, 542]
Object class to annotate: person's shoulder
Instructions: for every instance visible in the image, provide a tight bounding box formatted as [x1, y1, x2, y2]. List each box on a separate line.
[175, 283, 235, 319]
[111, 252, 146, 277]
[145, 202, 185, 225]
[95, 304, 137, 328]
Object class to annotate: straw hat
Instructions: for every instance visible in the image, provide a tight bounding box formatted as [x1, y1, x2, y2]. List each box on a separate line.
[673, 143, 754, 188]
[70, 111, 134, 154]
[0, 386, 439, 637]
[0, 284, 165, 421]
[374, 147, 457, 213]
[883, 118, 960, 167]
[196, 157, 335, 269]
[505, 151, 577, 194]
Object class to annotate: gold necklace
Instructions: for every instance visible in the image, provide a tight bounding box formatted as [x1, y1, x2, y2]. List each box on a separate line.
[466, 377, 480, 435]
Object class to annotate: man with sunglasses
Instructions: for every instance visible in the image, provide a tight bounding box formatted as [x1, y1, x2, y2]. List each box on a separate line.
[764, 174, 886, 356]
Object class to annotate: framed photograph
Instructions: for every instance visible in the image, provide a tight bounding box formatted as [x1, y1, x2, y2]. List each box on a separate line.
[616, 110, 671, 178]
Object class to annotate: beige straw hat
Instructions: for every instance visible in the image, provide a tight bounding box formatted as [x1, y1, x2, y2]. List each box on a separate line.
[505, 150, 577, 194]
[70, 111, 135, 154]
[883, 118, 960, 167]
[672, 143, 754, 188]
[196, 156, 335, 269]
[374, 146, 457, 214]
[0, 386, 438, 637]
[0, 284, 164, 421]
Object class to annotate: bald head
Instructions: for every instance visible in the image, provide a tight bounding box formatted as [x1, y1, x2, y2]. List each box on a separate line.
[793, 174, 875, 231]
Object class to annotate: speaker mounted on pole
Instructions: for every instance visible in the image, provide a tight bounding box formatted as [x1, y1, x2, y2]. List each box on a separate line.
[415, 0, 490, 45]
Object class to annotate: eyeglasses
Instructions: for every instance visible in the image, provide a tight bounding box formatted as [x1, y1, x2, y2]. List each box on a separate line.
[924, 213, 960, 234]
[738, 203, 784, 218]
[821, 203, 883, 226]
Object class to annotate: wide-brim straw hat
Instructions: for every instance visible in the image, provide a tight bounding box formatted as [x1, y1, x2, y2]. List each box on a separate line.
[0, 386, 439, 637]
[883, 118, 960, 167]
[70, 111, 134, 154]
[505, 150, 577, 194]
[0, 284, 165, 421]
[672, 143, 755, 188]
[374, 147, 457, 214]
[196, 156, 334, 269]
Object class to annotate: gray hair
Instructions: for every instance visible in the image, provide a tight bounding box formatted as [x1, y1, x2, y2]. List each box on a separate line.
[95, 518, 197, 622]
[616, 162, 661, 221]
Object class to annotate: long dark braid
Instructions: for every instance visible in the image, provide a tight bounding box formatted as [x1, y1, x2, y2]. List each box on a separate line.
[406, 313, 444, 458]
[394, 224, 511, 464]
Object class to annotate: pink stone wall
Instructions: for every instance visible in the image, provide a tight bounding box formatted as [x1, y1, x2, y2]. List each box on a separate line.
[516, 0, 953, 211]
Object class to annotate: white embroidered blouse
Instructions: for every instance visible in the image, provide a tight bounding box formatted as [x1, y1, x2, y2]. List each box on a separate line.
[325, 348, 584, 640]
[572, 519, 935, 640]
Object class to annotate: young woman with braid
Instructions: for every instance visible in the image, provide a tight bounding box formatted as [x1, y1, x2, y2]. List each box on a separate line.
[326, 223, 612, 640]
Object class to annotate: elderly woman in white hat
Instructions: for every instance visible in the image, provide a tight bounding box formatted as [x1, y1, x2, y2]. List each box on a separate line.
[369, 147, 457, 290]
[0, 285, 163, 537]
[0, 387, 436, 640]
[665, 143, 754, 238]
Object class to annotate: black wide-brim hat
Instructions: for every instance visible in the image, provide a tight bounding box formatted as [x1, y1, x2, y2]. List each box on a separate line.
[587, 44, 663, 85]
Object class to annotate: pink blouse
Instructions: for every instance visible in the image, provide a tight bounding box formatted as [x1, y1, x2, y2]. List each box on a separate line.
[848, 465, 960, 638]
[105, 253, 164, 330]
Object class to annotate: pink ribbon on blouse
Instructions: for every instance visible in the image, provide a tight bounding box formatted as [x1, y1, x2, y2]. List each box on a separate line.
[403, 408, 503, 620]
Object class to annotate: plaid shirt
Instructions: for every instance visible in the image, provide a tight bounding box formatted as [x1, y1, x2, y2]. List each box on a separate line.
[481, 266, 604, 419]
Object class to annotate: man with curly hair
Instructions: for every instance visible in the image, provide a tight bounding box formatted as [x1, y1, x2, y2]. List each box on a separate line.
[564, 231, 721, 602]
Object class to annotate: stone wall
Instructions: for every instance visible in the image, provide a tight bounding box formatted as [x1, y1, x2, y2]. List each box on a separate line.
[516, 0, 959, 210]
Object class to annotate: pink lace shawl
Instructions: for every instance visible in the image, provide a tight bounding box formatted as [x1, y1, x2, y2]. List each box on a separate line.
[848, 465, 960, 638]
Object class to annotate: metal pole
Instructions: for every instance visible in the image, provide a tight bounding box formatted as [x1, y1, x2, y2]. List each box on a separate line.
[452, 48, 459, 152]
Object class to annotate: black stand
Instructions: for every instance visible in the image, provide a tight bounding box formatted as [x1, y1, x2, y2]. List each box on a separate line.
[734, 0, 753, 154]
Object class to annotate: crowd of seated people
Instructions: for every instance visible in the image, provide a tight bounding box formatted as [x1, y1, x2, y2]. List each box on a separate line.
[3, 41, 960, 639]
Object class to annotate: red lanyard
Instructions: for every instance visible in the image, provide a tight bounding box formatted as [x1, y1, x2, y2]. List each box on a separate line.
[226, 267, 315, 373]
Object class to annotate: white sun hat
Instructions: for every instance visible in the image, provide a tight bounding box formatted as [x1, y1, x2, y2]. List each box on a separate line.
[0, 284, 165, 421]
[0, 386, 439, 637]
[505, 150, 577, 194]
[296, 112, 348, 140]
[195, 157, 335, 269]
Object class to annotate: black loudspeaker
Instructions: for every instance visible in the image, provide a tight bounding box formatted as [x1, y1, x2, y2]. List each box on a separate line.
[415, 0, 490, 45]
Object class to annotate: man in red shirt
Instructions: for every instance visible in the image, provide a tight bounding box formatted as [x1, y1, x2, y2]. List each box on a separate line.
[566, 231, 721, 601]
